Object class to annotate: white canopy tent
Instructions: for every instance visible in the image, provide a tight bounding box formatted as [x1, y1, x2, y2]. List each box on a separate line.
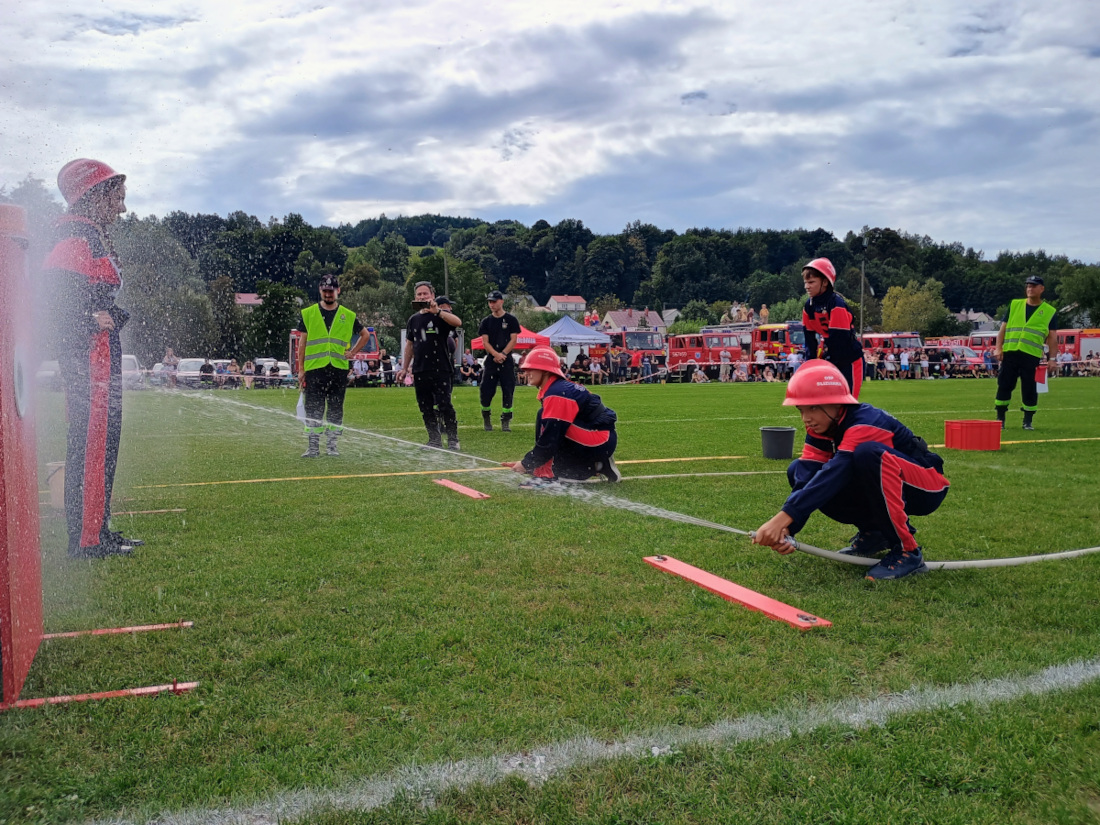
[538, 315, 612, 370]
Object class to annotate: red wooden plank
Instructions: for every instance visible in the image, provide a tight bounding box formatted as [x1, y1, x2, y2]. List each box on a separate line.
[2, 680, 199, 710]
[434, 479, 491, 499]
[43, 621, 194, 640]
[644, 555, 831, 630]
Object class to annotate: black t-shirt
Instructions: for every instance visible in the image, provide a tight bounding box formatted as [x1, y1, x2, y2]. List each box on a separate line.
[199, 362, 214, 375]
[478, 312, 521, 353]
[296, 303, 365, 337]
[406, 310, 459, 374]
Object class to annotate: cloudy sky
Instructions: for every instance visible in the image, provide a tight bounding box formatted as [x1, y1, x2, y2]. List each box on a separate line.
[3, 0, 1099, 261]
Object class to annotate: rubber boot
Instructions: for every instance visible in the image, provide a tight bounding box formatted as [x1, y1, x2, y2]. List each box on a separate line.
[1022, 409, 1034, 431]
[996, 406, 1006, 430]
[501, 412, 512, 433]
[326, 430, 340, 456]
[302, 433, 320, 458]
[482, 411, 493, 431]
[424, 422, 443, 449]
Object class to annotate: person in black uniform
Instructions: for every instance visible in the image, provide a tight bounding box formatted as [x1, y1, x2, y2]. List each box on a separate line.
[477, 289, 521, 432]
[397, 281, 462, 450]
[44, 158, 141, 558]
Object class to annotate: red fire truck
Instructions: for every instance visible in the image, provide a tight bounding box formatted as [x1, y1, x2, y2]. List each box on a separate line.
[859, 332, 923, 354]
[667, 330, 744, 375]
[587, 328, 667, 378]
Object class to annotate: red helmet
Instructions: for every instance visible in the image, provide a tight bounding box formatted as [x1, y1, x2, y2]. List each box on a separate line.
[57, 159, 125, 206]
[783, 359, 857, 406]
[803, 257, 836, 286]
[520, 346, 564, 378]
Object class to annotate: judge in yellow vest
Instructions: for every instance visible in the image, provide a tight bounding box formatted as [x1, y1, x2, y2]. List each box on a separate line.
[295, 273, 371, 457]
[993, 274, 1057, 431]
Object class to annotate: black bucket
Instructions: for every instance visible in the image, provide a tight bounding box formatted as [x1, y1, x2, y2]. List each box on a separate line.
[760, 426, 796, 460]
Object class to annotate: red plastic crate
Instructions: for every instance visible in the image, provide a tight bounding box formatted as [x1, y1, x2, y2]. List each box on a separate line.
[944, 419, 1001, 451]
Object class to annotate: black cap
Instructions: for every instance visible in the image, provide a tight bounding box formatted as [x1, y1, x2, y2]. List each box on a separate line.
[487, 290, 504, 301]
[319, 274, 340, 289]
[1025, 275, 1044, 286]
[436, 295, 453, 306]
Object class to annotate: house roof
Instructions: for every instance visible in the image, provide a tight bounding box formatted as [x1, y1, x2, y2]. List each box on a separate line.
[549, 295, 586, 303]
[604, 309, 665, 329]
[235, 293, 263, 306]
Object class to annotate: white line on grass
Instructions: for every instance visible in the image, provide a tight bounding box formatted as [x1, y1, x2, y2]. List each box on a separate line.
[89, 657, 1100, 825]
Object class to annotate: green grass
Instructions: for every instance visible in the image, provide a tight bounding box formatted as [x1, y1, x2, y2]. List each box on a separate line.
[3, 378, 1099, 824]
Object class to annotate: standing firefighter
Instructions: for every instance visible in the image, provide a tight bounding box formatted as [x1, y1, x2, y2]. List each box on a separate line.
[397, 280, 462, 450]
[507, 347, 621, 484]
[752, 360, 950, 581]
[45, 158, 141, 558]
[477, 289, 521, 432]
[993, 275, 1057, 431]
[801, 257, 865, 397]
[295, 273, 372, 457]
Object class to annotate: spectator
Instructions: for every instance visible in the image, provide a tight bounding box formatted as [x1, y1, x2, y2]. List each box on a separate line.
[1058, 349, 1074, 377]
[227, 359, 241, 388]
[397, 281, 462, 450]
[242, 360, 255, 389]
[617, 348, 631, 382]
[759, 303, 770, 324]
[199, 358, 215, 387]
[589, 358, 604, 385]
[918, 350, 929, 380]
[691, 367, 710, 383]
[719, 348, 732, 382]
[899, 348, 910, 380]
[763, 365, 778, 383]
[163, 347, 179, 388]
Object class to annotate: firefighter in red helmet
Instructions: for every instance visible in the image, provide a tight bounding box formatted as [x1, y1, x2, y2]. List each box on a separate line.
[752, 360, 949, 581]
[801, 257, 866, 397]
[506, 346, 621, 484]
[44, 159, 141, 558]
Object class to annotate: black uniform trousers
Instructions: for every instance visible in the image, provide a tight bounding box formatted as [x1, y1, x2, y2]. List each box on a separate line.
[480, 357, 516, 412]
[995, 350, 1041, 412]
[414, 370, 458, 440]
[62, 331, 123, 552]
[303, 364, 348, 430]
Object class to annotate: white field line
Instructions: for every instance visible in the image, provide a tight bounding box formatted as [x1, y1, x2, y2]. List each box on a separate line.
[90, 657, 1100, 825]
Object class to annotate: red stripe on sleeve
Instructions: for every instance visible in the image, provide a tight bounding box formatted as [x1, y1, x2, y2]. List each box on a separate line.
[838, 424, 894, 453]
[541, 394, 579, 423]
[828, 305, 852, 331]
[80, 331, 112, 546]
[800, 442, 833, 463]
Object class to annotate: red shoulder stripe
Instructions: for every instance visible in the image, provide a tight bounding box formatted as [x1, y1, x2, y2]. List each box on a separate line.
[838, 424, 894, 452]
[542, 394, 580, 423]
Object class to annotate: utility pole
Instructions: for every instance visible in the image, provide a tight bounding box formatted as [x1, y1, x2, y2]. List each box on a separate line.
[442, 250, 450, 297]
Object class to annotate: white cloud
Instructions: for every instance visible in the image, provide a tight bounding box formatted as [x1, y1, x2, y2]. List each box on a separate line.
[3, 0, 1099, 260]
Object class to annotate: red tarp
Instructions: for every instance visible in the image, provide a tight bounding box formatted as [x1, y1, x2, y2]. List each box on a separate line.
[470, 326, 550, 350]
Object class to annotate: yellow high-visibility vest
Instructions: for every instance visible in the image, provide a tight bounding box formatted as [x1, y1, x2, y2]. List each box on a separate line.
[1002, 299, 1054, 358]
[301, 304, 355, 371]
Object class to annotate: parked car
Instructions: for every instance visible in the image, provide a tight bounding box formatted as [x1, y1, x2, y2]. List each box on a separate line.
[149, 362, 166, 386]
[121, 354, 146, 389]
[35, 359, 62, 391]
[175, 357, 209, 388]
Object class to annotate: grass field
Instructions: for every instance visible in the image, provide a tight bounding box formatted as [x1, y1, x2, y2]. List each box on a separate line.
[3, 376, 1100, 824]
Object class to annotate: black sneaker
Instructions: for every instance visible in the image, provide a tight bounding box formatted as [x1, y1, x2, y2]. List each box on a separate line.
[447, 437, 461, 451]
[1022, 421, 1034, 431]
[69, 543, 133, 560]
[839, 531, 891, 558]
[866, 546, 929, 581]
[596, 457, 622, 482]
[110, 530, 144, 547]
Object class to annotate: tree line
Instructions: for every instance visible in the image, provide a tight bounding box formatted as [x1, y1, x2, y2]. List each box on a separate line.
[3, 173, 1098, 368]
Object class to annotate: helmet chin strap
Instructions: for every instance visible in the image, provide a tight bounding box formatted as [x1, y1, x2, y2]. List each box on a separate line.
[823, 405, 847, 434]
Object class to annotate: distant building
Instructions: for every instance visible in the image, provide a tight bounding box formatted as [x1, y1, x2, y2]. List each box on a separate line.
[954, 308, 997, 331]
[547, 295, 586, 317]
[235, 293, 263, 312]
[604, 308, 666, 333]
[662, 308, 681, 326]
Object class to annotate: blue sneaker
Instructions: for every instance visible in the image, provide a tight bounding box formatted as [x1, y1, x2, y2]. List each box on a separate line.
[839, 531, 891, 558]
[866, 546, 929, 581]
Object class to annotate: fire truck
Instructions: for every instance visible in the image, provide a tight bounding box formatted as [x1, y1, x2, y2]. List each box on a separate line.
[587, 328, 666, 378]
[667, 330, 745, 375]
[1055, 328, 1100, 360]
[752, 322, 805, 358]
[859, 332, 923, 354]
